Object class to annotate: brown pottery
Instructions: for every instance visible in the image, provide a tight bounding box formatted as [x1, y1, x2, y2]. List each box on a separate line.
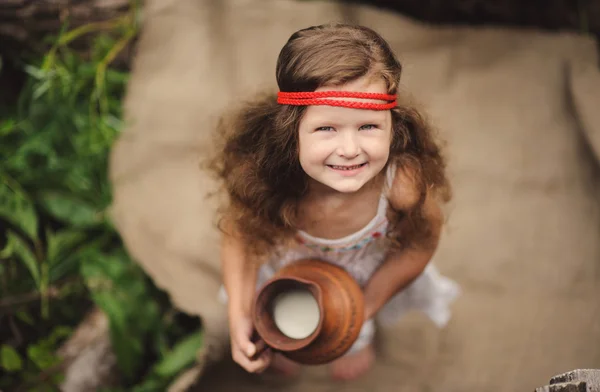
[252, 258, 365, 365]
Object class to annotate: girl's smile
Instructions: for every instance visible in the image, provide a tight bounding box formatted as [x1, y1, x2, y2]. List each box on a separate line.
[327, 162, 369, 176]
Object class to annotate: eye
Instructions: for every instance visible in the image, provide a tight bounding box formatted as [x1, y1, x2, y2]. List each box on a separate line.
[315, 126, 334, 132]
[359, 124, 378, 131]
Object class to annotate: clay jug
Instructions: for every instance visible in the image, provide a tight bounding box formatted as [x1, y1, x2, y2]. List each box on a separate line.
[252, 258, 365, 365]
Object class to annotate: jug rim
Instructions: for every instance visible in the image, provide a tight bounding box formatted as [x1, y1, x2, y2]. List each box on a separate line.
[252, 276, 324, 352]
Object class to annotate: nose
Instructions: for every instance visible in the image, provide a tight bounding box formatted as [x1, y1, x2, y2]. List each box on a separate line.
[337, 131, 361, 158]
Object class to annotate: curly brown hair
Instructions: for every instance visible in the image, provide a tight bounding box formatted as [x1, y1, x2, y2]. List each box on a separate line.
[207, 23, 451, 260]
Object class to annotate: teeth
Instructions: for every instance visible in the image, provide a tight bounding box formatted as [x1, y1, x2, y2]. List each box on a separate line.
[330, 164, 364, 170]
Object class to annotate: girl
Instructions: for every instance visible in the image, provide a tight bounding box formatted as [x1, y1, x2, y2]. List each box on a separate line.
[208, 23, 460, 381]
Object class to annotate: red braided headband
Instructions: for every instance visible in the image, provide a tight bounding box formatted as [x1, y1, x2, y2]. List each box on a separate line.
[277, 91, 397, 110]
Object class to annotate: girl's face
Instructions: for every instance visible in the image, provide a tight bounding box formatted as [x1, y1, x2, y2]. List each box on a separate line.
[298, 76, 393, 194]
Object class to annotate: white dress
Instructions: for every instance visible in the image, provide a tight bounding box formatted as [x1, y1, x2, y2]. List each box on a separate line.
[218, 167, 460, 355]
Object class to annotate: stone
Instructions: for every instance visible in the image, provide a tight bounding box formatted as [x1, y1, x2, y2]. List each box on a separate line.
[551, 370, 600, 392]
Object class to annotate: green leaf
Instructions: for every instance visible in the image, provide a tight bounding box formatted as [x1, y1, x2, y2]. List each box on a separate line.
[0, 179, 38, 239]
[1, 345, 23, 372]
[27, 345, 60, 370]
[105, 69, 129, 85]
[26, 327, 70, 371]
[49, 252, 83, 283]
[16, 310, 35, 325]
[0, 235, 10, 259]
[5, 231, 40, 287]
[154, 331, 203, 378]
[33, 78, 53, 100]
[39, 192, 101, 227]
[81, 249, 163, 381]
[46, 228, 86, 263]
[23, 64, 47, 80]
[46, 326, 72, 346]
[130, 377, 168, 392]
[0, 118, 17, 136]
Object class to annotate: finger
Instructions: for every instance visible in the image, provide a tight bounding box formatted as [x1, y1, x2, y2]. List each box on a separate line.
[248, 349, 273, 373]
[232, 347, 252, 369]
[233, 329, 256, 357]
[256, 350, 273, 373]
[250, 339, 268, 360]
[233, 347, 272, 373]
[237, 338, 256, 358]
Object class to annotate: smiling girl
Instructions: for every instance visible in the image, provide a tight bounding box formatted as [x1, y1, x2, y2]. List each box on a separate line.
[209, 23, 460, 381]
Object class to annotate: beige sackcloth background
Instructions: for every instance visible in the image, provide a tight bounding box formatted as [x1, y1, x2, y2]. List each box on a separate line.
[108, 0, 600, 390]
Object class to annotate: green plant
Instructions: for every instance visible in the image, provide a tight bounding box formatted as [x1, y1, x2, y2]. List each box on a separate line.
[1, 5, 203, 391]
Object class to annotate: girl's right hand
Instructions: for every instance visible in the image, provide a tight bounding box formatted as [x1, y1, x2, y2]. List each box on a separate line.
[229, 312, 272, 373]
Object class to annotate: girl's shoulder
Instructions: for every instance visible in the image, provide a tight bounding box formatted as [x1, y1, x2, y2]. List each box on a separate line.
[385, 164, 421, 211]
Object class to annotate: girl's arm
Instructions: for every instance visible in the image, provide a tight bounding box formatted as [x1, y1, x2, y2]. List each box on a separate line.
[362, 189, 443, 321]
[221, 220, 272, 372]
[221, 221, 258, 319]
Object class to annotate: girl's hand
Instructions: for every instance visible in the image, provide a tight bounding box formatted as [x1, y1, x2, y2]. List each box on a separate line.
[229, 312, 272, 373]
